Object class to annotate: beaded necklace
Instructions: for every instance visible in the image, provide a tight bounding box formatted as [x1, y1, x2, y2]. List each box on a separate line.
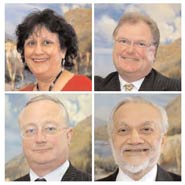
[36, 70, 63, 91]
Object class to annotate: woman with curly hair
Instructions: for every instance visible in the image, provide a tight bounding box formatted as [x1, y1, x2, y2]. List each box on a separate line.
[16, 8, 91, 91]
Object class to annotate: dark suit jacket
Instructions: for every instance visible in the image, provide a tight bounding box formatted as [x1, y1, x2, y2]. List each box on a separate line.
[95, 69, 181, 91]
[14, 163, 91, 181]
[97, 165, 181, 181]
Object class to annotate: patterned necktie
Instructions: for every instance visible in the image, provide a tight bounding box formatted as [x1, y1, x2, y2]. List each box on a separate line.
[124, 84, 134, 91]
[35, 178, 47, 181]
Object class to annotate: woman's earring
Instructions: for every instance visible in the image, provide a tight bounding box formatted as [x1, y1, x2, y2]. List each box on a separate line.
[61, 58, 65, 70]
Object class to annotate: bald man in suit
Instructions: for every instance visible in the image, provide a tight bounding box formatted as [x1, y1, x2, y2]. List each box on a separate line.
[15, 95, 91, 181]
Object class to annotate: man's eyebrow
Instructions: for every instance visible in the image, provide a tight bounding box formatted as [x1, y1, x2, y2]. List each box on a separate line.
[115, 37, 127, 40]
[142, 121, 157, 125]
[43, 121, 61, 126]
[140, 121, 160, 128]
[115, 121, 157, 127]
[115, 121, 129, 127]
[44, 120, 58, 124]
[21, 122, 36, 129]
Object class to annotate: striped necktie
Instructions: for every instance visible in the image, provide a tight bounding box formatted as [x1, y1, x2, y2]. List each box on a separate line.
[124, 84, 134, 91]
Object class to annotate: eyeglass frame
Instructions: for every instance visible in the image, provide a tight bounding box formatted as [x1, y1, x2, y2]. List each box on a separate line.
[114, 37, 156, 49]
[20, 122, 69, 139]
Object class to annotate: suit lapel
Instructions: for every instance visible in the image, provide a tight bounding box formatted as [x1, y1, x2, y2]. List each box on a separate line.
[109, 168, 119, 181]
[15, 173, 30, 181]
[98, 168, 118, 181]
[102, 72, 121, 91]
[156, 165, 173, 181]
[61, 164, 77, 181]
[109, 73, 121, 91]
[139, 69, 154, 91]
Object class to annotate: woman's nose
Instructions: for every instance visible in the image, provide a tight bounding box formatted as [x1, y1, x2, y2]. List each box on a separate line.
[33, 43, 44, 54]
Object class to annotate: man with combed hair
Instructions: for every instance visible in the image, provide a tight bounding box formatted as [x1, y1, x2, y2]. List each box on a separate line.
[15, 95, 91, 181]
[95, 12, 181, 91]
[98, 97, 181, 181]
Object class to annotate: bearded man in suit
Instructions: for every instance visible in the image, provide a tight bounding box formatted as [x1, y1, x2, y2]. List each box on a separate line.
[97, 97, 181, 181]
[15, 95, 91, 181]
[95, 12, 181, 91]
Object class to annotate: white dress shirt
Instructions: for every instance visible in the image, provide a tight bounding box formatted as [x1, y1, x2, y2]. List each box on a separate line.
[119, 75, 144, 91]
[116, 165, 157, 181]
[30, 160, 70, 181]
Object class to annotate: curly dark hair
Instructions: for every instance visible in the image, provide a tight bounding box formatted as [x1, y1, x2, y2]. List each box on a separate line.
[16, 8, 78, 69]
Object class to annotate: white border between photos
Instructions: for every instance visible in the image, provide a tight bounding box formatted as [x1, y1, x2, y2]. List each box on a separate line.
[1, 0, 184, 185]
[0, 0, 5, 183]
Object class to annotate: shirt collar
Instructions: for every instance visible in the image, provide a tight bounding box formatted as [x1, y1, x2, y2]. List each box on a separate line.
[30, 160, 70, 181]
[118, 75, 144, 91]
[116, 165, 157, 181]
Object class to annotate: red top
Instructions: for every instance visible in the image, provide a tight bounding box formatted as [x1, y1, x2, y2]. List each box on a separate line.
[20, 75, 92, 91]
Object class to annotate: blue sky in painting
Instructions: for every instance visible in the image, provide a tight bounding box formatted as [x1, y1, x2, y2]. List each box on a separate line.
[95, 93, 180, 123]
[5, 3, 91, 37]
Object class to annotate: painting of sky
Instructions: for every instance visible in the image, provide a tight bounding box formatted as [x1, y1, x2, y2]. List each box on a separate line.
[5, 3, 91, 38]
[95, 93, 180, 123]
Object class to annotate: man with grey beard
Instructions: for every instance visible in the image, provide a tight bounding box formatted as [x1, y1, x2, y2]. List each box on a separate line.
[97, 97, 181, 181]
[95, 12, 180, 91]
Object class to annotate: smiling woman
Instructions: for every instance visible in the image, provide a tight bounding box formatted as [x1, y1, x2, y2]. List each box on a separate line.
[16, 9, 91, 91]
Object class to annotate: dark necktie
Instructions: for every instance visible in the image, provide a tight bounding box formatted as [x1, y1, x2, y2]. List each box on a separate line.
[35, 178, 47, 181]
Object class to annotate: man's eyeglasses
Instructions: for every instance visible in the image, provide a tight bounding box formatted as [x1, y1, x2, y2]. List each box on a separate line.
[115, 38, 155, 48]
[21, 123, 68, 138]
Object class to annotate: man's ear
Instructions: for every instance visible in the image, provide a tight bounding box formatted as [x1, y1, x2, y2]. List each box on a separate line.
[161, 134, 167, 148]
[146, 45, 156, 63]
[67, 127, 73, 145]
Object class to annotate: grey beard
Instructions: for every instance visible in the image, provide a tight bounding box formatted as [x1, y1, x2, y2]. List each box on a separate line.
[110, 141, 155, 174]
[118, 159, 150, 173]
